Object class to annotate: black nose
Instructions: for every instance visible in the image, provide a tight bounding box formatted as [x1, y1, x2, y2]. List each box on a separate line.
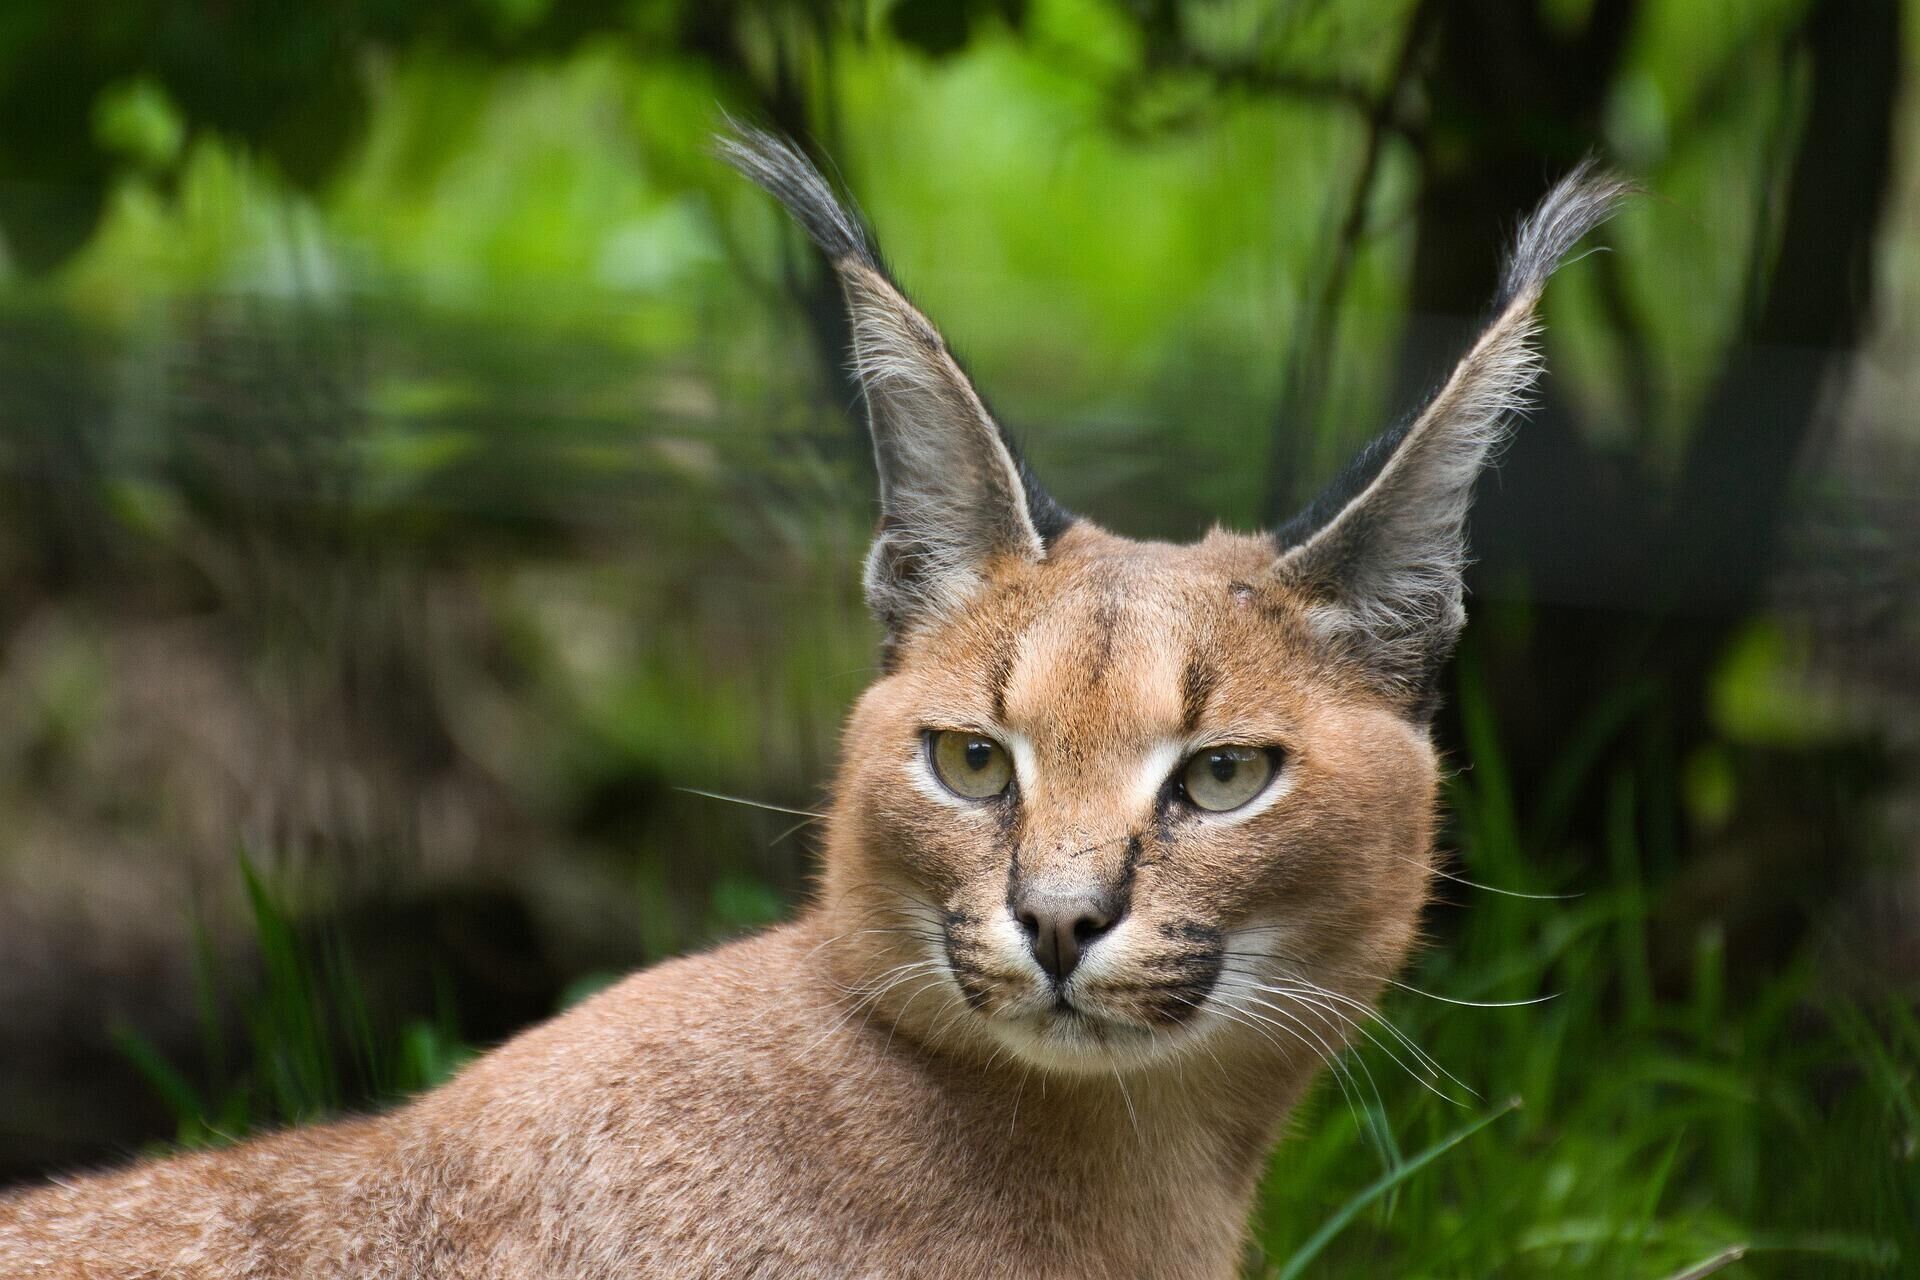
[1014, 894, 1120, 984]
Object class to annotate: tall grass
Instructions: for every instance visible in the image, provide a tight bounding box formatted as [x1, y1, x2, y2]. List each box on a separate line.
[115, 854, 471, 1151]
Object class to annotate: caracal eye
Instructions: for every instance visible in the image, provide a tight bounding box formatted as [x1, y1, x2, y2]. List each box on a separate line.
[1181, 746, 1275, 812]
[928, 730, 1014, 800]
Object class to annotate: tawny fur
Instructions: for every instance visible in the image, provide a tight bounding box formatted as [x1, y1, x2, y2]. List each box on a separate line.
[0, 135, 1624, 1277]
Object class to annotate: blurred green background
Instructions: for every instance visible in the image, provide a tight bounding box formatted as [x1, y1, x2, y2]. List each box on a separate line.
[1, 0, 1917, 1275]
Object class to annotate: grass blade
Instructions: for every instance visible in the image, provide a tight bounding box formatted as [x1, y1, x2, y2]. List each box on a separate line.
[1660, 1245, 1747, 1280]
[110, 1023, 207, 1134]
[1273, 1097, 1521, 1280]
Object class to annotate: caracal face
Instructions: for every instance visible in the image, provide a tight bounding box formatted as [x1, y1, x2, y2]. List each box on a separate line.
[832, 524, 1437, 1074]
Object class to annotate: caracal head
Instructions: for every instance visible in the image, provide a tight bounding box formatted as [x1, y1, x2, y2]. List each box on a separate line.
[722, 130, 1628, 1075]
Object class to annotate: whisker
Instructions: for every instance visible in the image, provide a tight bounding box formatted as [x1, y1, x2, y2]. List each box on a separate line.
[1213, 954, 1453, 1110]
[927, 993, 978, 1046]
[1194, 969, 1377, 1114]
[1381, 978, 1557, 1009]
[1252, 978, 1444, 1077]
[1397, 853, 1581, 900]
[1108, 1061, 1141, 1141]
[882, 973, 954, 1056]
[1247, 977, 1477, 1102]
[1214, 966, 1399, 1054]
[1237, 984, 1460, 1107]
[1214, 971, 1376, 1090]
[1203, 983, 1383, 1149]
[852, 965, 950, 1044]
[803, 959, 947, 1055]
[768, 816, 817, 845]
[1222, 934, 1559, 1011]
[1009, 1063, 1033, 1135]
[1161, 997, 1233, 1080]
[675, 786, 829, 821]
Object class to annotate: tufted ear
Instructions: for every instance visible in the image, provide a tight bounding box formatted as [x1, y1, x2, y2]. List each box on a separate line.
[1270, 160, 1633, 715]
[719, 128, 1072, 642]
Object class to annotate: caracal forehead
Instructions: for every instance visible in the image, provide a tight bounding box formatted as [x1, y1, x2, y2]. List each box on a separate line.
[995, 527, 1281, 742]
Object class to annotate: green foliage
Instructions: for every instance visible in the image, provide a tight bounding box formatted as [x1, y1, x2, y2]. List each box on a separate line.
[1271, 1099, 1522, 1280]
[115, 853, 473, 1150]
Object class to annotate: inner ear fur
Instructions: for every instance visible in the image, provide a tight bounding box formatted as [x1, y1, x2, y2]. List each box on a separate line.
[718, 127, 1072, 640]
[1270, 159, 1634, 715]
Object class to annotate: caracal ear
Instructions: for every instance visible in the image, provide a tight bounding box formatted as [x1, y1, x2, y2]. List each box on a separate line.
[1269, 159, 1635, 717]
[718, 127, 1071, 644]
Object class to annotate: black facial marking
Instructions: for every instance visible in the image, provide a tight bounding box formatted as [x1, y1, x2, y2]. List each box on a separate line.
[1149, 797, 1178, 847]
[1003, 841, 1023, 920]
[940, 911, 996, 1011]
[986, 646, 1014, 725]
[1180, 653, 1219, 735]
[992, 788, 1023, 843]
[1160, 921, 1224, 948]
[1154, 974, 1223, 1023]
[1113, 834, 1144, 906]
[1117, 968, 1223, 1025]
[942, 930, 984, 958]
[1133, 921, 1226, 1024]
[954, 970, 993, 1012]
[1085, 590, 1121, 686]
[943, 936, 989, 962]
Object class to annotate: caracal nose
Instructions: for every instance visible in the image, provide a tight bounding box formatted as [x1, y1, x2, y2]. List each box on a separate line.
[1014, 894, 1119, 984]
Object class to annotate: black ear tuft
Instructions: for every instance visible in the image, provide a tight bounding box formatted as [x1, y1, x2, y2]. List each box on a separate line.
[715, 125, 874, 268]
[1494, 156, 1638, 312]
[719, 124, 1074, 640]
[1271, 160, 1634, 714]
